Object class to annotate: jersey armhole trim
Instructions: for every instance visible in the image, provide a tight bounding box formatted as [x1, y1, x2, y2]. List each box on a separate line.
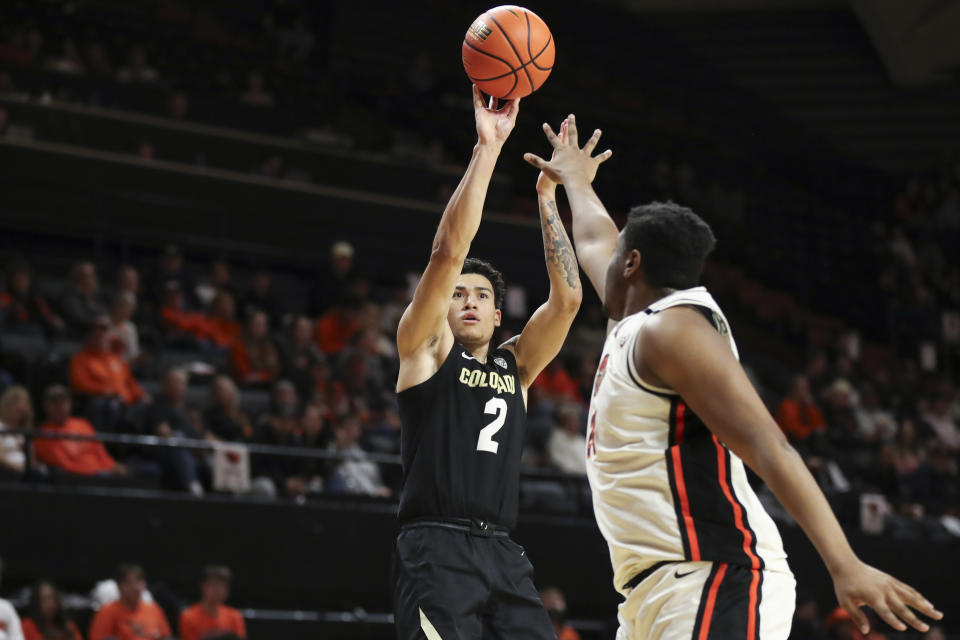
[624, 332, 677, 398]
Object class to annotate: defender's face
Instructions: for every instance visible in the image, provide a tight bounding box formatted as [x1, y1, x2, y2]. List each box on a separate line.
[448, 273, 500, 345]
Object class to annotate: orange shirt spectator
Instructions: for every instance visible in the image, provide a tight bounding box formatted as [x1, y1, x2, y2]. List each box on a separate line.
[89, 600, 171, 640]
[70, 317, 145, 404]
[199, 316, 240, 348]
[232, 311, 280, 385]
[775, 376, 826, 441]
[315, 305, 361, 354]
[21, 618, 83, 640]
[179, 605, 245, 640]
[533, 360, 582, 404]
[35, 387, 118, 475]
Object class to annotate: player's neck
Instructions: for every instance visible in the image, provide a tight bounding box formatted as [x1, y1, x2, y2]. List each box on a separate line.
[460, 340, 490, 362]
[622, 285, 676, 317]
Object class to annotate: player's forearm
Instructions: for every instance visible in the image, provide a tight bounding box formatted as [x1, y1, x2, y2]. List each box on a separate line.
[432, 143, 501, 261]
[752, 437, 860, 576]
[538, 191, 582, 306]
[562, 177, 618, 297]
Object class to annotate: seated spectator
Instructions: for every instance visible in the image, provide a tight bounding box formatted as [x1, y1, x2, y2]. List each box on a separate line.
[202, 376, 252, 442]
[0, 556, 23, 640]
[116, 46, 159, 84]
[854, 384, 897, 444]
[326, 414, 390, 497]
[33, 385, 125, 477]
[547, 403, 587, 475]
[239, 269, 285, 329]
[231, 310, 280, 387]
[532, 358, 582, 406]
[240, 70, 274, 107]
[0, 260, 65, 335]
[251, 381, 302, 497]
[289, 403, 329, 493]
[89, 565, 172, 640]
[776, 375, 827, 443]
[70, 315, 148, 431]
[59, 261, 106, 336]
[149, 244, 195, 309]
[881, 419, 930, 511]
[21, 580, 82, 640]
[197, 292, 240, 349]
[539, 586, 580, 640]
[115, 265, 153, 333]
[921, 395, 960, 451]
[144, 369, 205, 495]
[278, 315, 326, 397]
[0, 385, 32, 479]
[178, 566, 246, 640]
[159, 281, 206, 348]
[315, 297, 362, 355]
[108, 292, 141, 364]
[194, 257, 236, 309]
[308, 241, 357, 316]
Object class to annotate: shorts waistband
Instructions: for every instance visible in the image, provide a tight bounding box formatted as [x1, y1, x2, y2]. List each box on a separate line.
[623, 561, 674, 591]
[400, 517, 510, 538]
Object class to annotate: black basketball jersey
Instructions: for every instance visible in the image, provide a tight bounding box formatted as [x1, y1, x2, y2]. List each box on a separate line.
[397, 342, 527, 528]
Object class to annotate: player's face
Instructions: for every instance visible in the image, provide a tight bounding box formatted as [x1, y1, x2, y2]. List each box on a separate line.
[448, 273, 501, 344]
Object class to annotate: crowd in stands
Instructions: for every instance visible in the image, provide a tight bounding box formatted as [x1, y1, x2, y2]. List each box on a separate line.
[0, 554, 245, 640]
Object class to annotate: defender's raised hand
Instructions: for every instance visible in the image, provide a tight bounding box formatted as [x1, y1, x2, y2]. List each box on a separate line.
[524, 113, 612, 185]
[832, 559, 942, 635]
[474, 84, 521, 147]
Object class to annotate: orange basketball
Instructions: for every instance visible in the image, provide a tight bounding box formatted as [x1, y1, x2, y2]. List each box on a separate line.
[462, 5, 555, 99]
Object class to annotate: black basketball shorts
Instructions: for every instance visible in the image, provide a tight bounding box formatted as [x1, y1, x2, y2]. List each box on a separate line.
[391, 522, 555, 640]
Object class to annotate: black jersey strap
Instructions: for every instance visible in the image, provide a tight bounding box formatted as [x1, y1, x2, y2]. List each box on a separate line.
[400, 517, 510, 538]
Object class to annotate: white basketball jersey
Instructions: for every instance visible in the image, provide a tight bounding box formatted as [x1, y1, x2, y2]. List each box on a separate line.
[585, 287, 789, 597]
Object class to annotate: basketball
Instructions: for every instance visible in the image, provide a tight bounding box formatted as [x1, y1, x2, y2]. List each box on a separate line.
[462, 5, 555, 99]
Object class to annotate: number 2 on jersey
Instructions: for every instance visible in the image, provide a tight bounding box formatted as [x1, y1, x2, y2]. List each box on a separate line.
[477, 397, 507, 454]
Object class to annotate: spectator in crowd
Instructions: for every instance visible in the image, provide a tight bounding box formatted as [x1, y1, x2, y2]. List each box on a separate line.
[178, 566, 245, 640]
[199, 292, 240, 349]
[108, 292, 141, 364]
[314, 296, 362, 355]
[159, 281, 205, 348]
[144, 368, 205, 495]
[539, 586, 580, 640]
[789, 595, 825, 640]
[921, 394, 960, 451]
[231, 310, 280, 387]
[776, 375, 827, 443]
[150, 245, 195, 309]
[33, 385, 125, 477]
[880, 419, 929, 512]
[21, 580, 82, 640]
[89, 565, 172, 640]
[308, 241, 357, 315]
[70, 314, 148, 431]
[532, 358, 582, 407]
[0, 385, 32, 479]
[0, 260, 65, 335]
[240, 70, 274, 107]
[115, 265, 152, 330]
[0, 556, 24, 640]
[116, 46, 159, 84]
[194, 257, 236, 310]
[277, 315, 326, 398]
[325, 414, 389, 497]
[239, 269, 285, 329]
[547, 403, 587, 475]
[59, 261, 106, 336]
[251, 381, 302, 497]
[288, 403, 329, 493]
[202, 376, 251, 442]
[854, 384, 897, 445]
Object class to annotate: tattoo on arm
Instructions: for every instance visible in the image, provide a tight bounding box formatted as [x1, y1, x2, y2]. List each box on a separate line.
[542, 200, 581, 290]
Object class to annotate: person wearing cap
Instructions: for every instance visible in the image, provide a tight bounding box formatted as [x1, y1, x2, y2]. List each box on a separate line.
[178, 566, 246, 640]
[307, 240, 357, 316]
[33, 385, 126, 477]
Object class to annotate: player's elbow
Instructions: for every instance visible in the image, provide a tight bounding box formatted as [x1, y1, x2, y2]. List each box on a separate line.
[431, 234, 469, 266]
[551, 286, 583, 314]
